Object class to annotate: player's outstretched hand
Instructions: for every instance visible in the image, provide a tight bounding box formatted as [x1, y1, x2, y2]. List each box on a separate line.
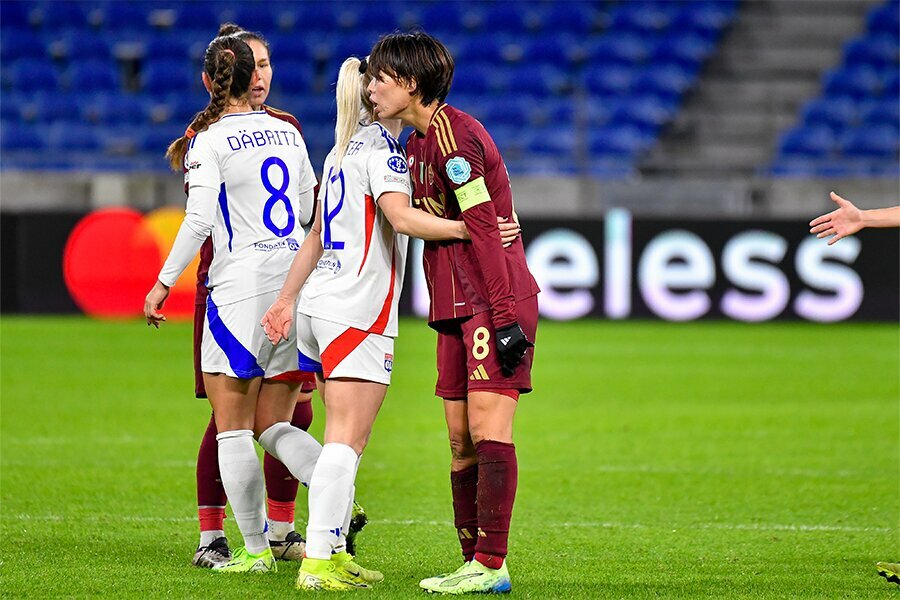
[261, 296, 294, 346]
[144, 280, 170, 328]
[495, 322, 534, 377]
[809, 191, 864, 245]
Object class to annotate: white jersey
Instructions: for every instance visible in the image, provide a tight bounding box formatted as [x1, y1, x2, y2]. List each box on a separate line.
[299, 122, 410, 337]
[176, 110, 317, 305]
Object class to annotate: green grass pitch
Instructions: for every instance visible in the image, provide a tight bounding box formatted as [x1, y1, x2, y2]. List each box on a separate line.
[1, 316, 897, 598]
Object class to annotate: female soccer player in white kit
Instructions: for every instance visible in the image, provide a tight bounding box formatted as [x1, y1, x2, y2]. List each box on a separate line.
[143, 34, 322, 574]
[261, 56, 518, 590]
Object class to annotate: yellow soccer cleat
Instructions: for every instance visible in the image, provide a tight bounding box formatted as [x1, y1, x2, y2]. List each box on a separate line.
[877, 561, 900, 585]
[211, 546, 276, 573]
[420, 560, 511, 595]
[296, 557, 370, 591]
[332, 550, 384, 584]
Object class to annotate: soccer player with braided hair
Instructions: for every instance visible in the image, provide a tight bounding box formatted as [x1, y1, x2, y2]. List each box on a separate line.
[186, 23, 367, 569]
[144, 33, 321, 574]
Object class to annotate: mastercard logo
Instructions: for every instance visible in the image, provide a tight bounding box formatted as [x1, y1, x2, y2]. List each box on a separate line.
[63, 207, 199, 319]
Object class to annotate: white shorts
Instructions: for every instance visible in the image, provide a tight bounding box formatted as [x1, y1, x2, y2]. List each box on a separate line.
[296, 312, 394, 385]
[202, 290, 298, 379]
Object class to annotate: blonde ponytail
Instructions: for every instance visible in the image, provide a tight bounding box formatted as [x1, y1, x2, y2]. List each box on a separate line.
[334, 56, 371, 169]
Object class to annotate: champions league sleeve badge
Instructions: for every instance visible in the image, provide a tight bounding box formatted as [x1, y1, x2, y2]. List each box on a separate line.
[445, 156, 472, 185]
[387, 155, 408, 174]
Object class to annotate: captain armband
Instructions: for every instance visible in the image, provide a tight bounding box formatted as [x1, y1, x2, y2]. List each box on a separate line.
[455, 176, 491, 212]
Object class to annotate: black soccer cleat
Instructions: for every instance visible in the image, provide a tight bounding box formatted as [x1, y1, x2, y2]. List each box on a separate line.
[192, 536, 232, 568]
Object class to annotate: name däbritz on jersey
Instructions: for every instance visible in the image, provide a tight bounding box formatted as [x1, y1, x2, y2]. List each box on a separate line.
[226, 129, 301, 152]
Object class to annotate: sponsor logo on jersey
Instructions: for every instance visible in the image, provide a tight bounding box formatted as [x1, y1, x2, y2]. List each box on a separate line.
[187, 161, 202, 170]
[387, 155, 408, 174]
[253, 240, 294, 252]
[286, 237, 300, 251]
[445, 156, 471, 185]
[384, 174, 408, 186]
[384, 353, 393, 372]
[316, 257, 342, 274]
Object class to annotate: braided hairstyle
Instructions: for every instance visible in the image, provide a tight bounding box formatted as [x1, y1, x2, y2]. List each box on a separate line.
[165, 34, 255, 171]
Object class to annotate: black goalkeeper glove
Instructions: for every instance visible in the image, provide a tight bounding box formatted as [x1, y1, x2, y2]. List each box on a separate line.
[495, 322, 534, 377]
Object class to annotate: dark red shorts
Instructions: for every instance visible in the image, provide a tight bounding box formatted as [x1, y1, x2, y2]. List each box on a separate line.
[435, 295, 538, 400]
[193, 302, 315, 398]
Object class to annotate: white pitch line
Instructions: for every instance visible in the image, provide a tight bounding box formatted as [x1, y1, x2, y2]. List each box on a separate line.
[5, 514, 891, 533]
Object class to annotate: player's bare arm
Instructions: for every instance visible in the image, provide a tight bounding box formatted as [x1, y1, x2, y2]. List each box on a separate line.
[261, 192, 322, 345]
[810, 191, 900, 244]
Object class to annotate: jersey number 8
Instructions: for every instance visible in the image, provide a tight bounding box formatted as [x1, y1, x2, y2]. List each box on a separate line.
[261, 157, 295, 238]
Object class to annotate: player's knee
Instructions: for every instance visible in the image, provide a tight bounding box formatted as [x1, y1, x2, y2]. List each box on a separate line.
[448, 432, 476, 463]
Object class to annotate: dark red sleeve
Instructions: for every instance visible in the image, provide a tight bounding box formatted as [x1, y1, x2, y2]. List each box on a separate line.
[439, 120, 516, 330]
[460, 200, 516, 329]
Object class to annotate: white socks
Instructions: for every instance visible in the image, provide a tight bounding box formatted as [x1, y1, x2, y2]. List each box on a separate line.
[305, 443, 359, 559]
[216, 430, 268, 554]
[258, 422, 323, 486]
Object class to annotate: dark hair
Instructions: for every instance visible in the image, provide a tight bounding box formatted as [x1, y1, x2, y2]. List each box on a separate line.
[165, 35, 255, 170]
[217, 22, 272, 60]
[368, 31, 454, 106]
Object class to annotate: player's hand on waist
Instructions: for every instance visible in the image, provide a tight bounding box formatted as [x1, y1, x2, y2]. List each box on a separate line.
[495, 322, 533, 376]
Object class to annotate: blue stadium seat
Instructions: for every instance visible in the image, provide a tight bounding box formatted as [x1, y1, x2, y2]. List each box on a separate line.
[588, 125, 655, 158]
[454, 37, 506, 65]
[777, 125, 836, 158]
[588, 156, 637, 179]
[535, 98, 576, 127]
[543, 3, 598, 34]
[23, 92, 84, 124]
[482, 98, 534, 128]
[861, 99, 900, 128]
[611, 94, 678, 131]
[1, 122, 46, 151]
[768, 157, 819, 178]
[521, 37, 577, 66]
[584, 65, 637, 96]
[840, 124, 899, 158]
[0, 1, 34, 29]
[885, 70, 900, 97]
[652, 32, 715, 69]
[231, 6, 280, 33]
[452, 65, 496, 95]
[866, 1, 900, 37]
[1, 29, 45, 61]
[267, 34, 311, 63]
[505, 65, 567, 96]
[482, 3, 535, 33]
[32, 1, 89, 30]
[102, 3, 151, 30]
[67, 60, 121, 93]
[86, 94, 152, 125]
[138, 124, 183, 154]
[145, 35, 193, 61]
[58, 31, 112, 62]
[7, 58, 59, 93]
[141, 60, 194, 96]
[352, 3, 406, 33]
[671, 1, 737, 40]
[522, 126, 576, 156]
[173, 4, 222, 33]
[420, 3, 480, 34]
[1, 94, 25, 121]
[800, 97, 857, 130]
[588, 33, 652, 66]
[611, 3, 674, 34]
[822, 66, 883, 100]
[632, 63, 695, 100]
[844, 35, 900, 69]
[273, 61, 314, 94]
[46, 123, 101, 152]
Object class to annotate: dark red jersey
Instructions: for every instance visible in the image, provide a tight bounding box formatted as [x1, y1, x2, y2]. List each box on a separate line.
[192, 105, 311, 305]
[405, 104, 539, 329]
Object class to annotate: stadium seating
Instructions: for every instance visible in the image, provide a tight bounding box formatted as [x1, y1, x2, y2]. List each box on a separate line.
[0, 0, 741, 177]
[770, 0, 899, 177]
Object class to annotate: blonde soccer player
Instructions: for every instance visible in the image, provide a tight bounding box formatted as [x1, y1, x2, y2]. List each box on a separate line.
[261, 56, 519, 590]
